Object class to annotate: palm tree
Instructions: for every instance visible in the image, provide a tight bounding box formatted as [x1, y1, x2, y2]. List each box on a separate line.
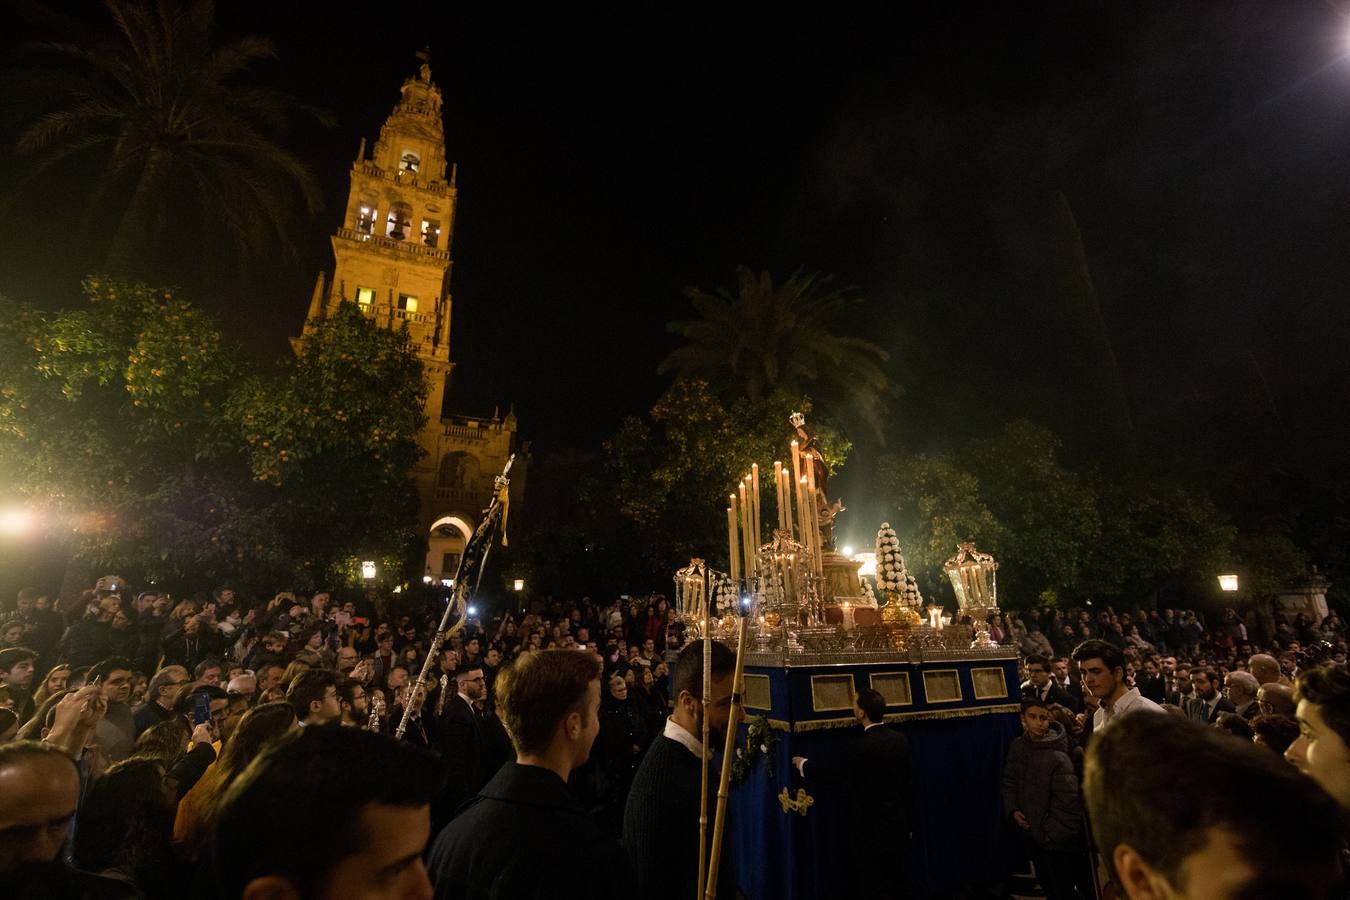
[12, 0, 330, 277]
[658, 267, 898, 439]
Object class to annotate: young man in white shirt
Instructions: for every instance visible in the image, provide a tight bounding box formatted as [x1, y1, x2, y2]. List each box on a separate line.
[1071, 639, 1161, 732]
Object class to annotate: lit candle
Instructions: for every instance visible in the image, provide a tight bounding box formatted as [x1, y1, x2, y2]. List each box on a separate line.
[773, 461, 785, 531]
[751, 463, 761, 554]
[842, 600, 854, 631]
[727, 499, 740, 583]
[782, 468, 795, 542]
[745, 483, 756, 580]
[789, 440, 803, 542]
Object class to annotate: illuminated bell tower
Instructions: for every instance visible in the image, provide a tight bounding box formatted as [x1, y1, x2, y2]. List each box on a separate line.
[299, 60, 456, 423]
[296, 61, 521, 579]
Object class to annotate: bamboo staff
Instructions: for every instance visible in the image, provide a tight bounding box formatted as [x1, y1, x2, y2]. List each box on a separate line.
[705, 613, 748, 900]
[697, 579, 714, 900]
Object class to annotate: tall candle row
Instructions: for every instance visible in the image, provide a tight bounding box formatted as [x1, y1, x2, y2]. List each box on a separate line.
[726, 450, 824, 591]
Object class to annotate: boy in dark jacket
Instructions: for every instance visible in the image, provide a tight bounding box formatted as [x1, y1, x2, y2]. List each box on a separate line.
[1002, 697, 1091, 900]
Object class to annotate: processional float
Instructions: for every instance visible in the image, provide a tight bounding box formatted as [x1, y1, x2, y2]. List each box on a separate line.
[673, 414, 1020, 900]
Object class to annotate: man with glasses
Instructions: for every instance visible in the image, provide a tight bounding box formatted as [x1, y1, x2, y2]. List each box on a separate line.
[287, 669, 342, 727]
[132, 665, 190, 736]
[338, 678, 370, 728]
[1021, 655, 1075, 711]
[431, 665, 491, 826]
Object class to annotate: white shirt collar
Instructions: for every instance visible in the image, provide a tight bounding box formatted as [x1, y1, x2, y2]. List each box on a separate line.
[864, 722, 885, 731]
[663, 717, 705, 759]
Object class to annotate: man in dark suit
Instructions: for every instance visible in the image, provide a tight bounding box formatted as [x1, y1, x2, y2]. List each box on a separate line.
[1050, 657, 1084, 712]
[792, 688, 910, 899]
[1021, 655, 1076, 711]
[1186, 668, 1236, 724]
[427, 649, 629, 899]
[431, 664, 491, 825]
[1134, 658, 1166, 704]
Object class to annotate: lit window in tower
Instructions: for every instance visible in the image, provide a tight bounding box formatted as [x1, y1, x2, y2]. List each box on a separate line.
[421, 220, 441, 248]
[356, 205, 374, 234]
[356, 287, 374, 306]
[397, 294, 418, 314]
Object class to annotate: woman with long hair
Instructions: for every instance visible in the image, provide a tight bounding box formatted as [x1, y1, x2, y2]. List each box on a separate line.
[32, 663, 72, 708]
[75, 757, 184, 898]
[173, 700, 297, 861]
[279, 659, 310, 691]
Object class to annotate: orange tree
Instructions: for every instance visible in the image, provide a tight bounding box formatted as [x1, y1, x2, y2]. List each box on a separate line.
[0, 279, 425, 593]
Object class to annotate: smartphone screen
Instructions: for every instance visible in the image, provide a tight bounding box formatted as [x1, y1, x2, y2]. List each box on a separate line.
[192, 692, 212, 726]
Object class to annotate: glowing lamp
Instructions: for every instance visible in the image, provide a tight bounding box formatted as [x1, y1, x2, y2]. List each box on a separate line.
[1218, 574, 1240, 592]
[513, 579, 525, 592]
[361, 560, 377, 580]
[0, 508, 34, 536]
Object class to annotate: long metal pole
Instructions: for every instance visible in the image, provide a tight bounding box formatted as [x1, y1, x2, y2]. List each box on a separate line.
[705, 614, 747, 900]
[697, 577, 713, 900]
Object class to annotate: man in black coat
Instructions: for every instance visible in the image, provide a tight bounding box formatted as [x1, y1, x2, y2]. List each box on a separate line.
[427, 649, 628, 900]
[1021, 655, 1077, 712]
[623, 640, 739, 900]
[431, 663, 490, 824]
[1186, 668, 1237, 724]
[793, 688, 911, 899]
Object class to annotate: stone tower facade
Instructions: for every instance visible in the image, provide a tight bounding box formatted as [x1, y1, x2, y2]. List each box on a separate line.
[296, 63, 522, 580]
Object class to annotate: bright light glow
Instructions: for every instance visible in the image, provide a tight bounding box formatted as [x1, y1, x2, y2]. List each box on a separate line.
[840, 545, 854, 557]
[468, 606, 478, 617]
[0, 508, 34, 536]
[392, 586, 402, 593]
[741, 595, 752, 609]
[1218, 574, 1240, 592]
[853, 551, 877, 577]
[361, 560, 377, 580]
[441, 578, 454, 588]
[422, 575, 433, 585]
[513, 579, 525, 592]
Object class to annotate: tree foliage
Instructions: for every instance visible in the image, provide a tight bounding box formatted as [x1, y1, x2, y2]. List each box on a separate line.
[874, 419, 1238, 607]
[518, 381, 852, 594]
[658, 267, 898, 440]
[10, 0, 329, 277]
[0, 280, 425, 593]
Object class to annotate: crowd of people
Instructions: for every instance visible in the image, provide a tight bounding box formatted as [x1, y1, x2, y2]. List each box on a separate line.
[0, 572, 1347, 899]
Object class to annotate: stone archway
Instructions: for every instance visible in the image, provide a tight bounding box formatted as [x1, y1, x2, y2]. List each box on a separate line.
[426, 514, 473, 581]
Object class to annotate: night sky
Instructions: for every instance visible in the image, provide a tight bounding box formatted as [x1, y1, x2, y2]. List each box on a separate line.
[4, 3, 1350, 536]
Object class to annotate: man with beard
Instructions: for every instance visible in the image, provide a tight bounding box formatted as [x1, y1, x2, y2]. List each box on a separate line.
[624, 639, 738, 900]
[0, 741, 140, 899]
